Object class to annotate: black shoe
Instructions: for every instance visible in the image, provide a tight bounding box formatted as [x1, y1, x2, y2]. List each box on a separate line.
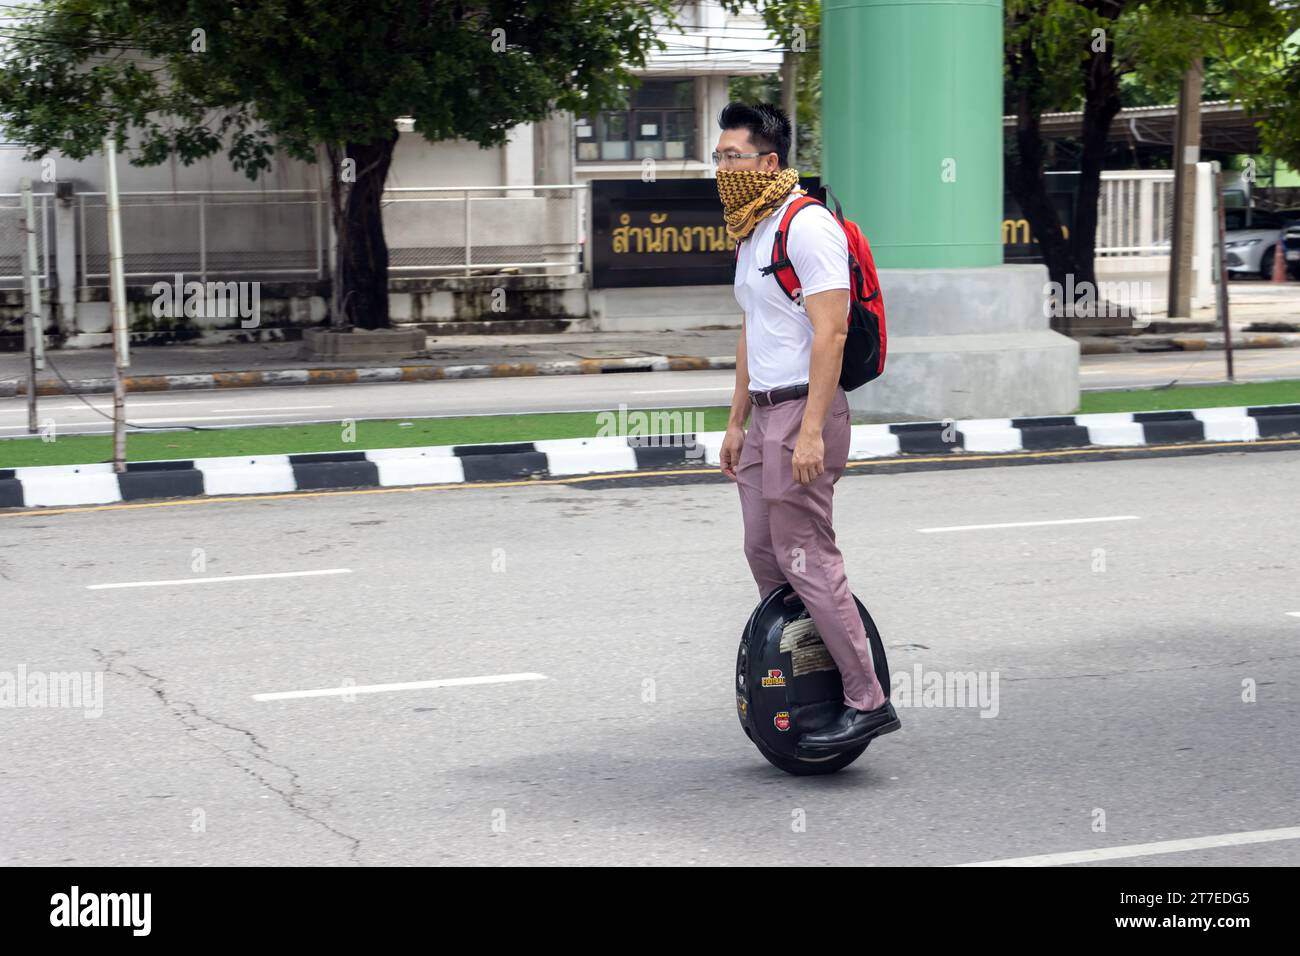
[797, 701, 900, 752]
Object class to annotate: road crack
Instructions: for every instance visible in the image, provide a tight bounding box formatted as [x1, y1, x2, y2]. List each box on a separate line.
[91, 648, 363, 864]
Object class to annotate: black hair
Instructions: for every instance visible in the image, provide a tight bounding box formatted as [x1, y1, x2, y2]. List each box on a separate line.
[718, 102, 791, 168]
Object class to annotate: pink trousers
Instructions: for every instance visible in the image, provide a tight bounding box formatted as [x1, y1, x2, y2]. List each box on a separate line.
[736, 386, 887, 711]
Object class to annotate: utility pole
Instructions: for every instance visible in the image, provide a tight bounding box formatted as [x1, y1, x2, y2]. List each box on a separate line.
[104, 137, 130, 472]
[1211, 161, 1233, 381]
[1167, 58, 1202, 319]
[19, 177, 43, 435]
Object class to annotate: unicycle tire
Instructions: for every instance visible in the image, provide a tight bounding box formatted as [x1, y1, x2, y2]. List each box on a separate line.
[754, 738, 870, 776]
[737, 584, 891, 777]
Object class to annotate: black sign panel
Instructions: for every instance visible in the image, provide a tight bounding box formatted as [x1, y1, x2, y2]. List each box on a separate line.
[590, 177, 821, 288]
[590, 173, 1080, 281]
[1003, 172, 1079, 263]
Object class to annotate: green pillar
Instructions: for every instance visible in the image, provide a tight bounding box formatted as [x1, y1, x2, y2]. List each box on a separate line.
[822, 0, 1003, 269]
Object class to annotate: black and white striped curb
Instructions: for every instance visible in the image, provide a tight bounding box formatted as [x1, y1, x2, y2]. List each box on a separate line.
[3, 403, 1299, 509]
[0, 437, 711, 508]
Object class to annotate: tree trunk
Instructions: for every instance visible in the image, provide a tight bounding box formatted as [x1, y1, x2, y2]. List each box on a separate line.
[1073, 41, 1124, 295]
[1005, 28, 1077, 330]
[328, 129, 398, 329]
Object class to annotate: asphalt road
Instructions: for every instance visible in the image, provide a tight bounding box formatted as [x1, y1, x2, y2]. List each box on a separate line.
[2, 448, 1297, 865]
[2, 347, 1300, 439]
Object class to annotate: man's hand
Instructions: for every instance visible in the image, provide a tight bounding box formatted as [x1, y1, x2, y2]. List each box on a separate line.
[792, 427, 825, 485]
[720, 423, 745, 480]
[793, 285, 848, 485]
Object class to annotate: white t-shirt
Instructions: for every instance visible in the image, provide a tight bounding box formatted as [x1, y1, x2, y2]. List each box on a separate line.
[733, 187, 850, 392]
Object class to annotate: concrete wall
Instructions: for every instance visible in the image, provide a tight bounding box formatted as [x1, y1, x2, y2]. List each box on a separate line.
[0, 143, 322, 195]
[0, 130, 518, 195]
[851, 264, 1079, 420]
[589, 265, 1080, 422]
[589, 284, 739, 332]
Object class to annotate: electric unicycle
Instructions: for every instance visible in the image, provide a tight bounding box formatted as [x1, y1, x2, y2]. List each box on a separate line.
[735, 583, 893, 776]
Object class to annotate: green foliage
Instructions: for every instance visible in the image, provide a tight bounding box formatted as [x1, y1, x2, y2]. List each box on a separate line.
[726, 67, 821, 174]
[721, 0, 822, 173]
[1005, 0, 1300, 167]
[0, 0, 673, 175]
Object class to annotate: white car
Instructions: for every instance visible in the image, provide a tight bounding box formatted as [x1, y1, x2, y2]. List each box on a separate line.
[1225, 227, 1286, 279]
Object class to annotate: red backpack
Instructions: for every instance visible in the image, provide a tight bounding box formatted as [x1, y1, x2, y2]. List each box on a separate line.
[738, 184, 887, 390]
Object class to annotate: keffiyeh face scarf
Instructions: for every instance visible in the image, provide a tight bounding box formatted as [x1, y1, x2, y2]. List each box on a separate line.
[716, 166, 805, 243]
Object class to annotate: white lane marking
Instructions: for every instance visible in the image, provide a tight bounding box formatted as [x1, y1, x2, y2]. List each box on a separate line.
[0, 399, 213, 415]
[3, 412, 315, 430]
[87, 568, 351, 590]
[919, 516, 1141, 534]
[629, 387, 734, 394]
[950, 825, 1300, 867]
[105, 413, 315, 423]
[1, 423, 93, 432]
[209, 405, 334, 413]
[253, 672, 549, 701]
[1287, 612, 1300, 618]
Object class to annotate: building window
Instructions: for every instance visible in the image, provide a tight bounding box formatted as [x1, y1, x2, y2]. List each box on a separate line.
[576, 79, 696, 162]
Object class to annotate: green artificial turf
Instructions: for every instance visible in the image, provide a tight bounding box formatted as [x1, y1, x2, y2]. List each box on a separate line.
[1076, 378, 1300, 414]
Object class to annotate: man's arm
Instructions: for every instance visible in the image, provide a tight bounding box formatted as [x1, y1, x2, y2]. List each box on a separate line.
[731, 319, 753, 426]
[720, 319, 752, 480]
[792, 288, 849, 484]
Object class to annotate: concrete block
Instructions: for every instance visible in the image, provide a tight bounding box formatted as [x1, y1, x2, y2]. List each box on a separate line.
[299, 327, 425, 360]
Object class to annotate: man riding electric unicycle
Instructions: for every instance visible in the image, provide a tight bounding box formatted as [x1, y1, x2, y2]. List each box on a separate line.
[715, 102, 899, 775]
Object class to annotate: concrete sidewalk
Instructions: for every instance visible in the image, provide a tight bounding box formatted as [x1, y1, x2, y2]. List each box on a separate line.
[0, 329, 742, 396]
[2, 279, 1297, 396]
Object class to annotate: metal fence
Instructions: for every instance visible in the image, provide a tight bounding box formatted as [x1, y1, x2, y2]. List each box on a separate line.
[381, 185, 585, 276]
[71, 183, 586, 286]
[78, 189, 327, 285]
[0, 192, 52, 289]
[1096, 170, 1175, 257]
[15, 176, 1182, 286]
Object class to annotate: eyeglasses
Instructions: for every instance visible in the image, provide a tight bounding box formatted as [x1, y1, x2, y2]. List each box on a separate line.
[711, 150, 774, 168]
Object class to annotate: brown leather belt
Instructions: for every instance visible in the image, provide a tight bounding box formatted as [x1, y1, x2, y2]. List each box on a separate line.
[749, 382, 810, 407]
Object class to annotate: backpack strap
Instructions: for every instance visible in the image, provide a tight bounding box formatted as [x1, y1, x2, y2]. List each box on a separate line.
[823, 183, 847, 225]
[821, 181, 875, 302]
[758, 195, 823, 302]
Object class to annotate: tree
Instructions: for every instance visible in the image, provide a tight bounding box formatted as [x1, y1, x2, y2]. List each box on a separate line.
[1004, 0, 1292, 324]
[722, 1, 822, 173]
[1223, 22, 1300, 173]
[0, 0, 672, 329]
